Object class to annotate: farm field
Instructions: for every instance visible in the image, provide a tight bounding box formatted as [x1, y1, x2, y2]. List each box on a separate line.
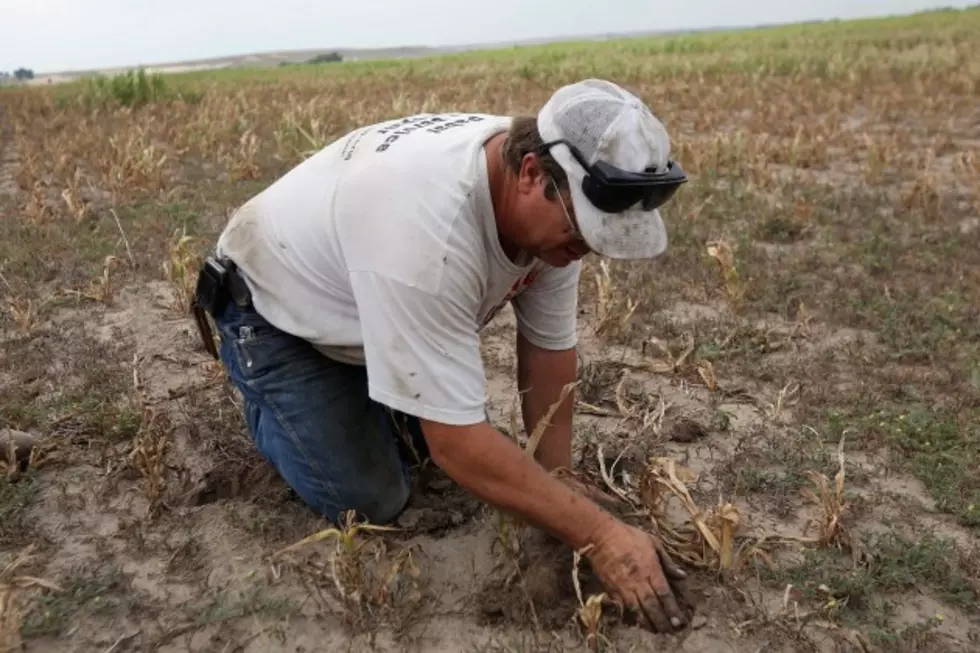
[1, 7, 979, 652]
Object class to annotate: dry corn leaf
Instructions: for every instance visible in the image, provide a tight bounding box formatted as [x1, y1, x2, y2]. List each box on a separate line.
[697, 361, 717, 392]
[801, 433, 848, 546]
[525, 381, 577, 459]
[641, 457, 745, 570]
[706, 240, 745, 310]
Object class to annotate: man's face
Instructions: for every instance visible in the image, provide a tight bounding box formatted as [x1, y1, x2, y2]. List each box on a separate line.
[512, 155, 592, 267]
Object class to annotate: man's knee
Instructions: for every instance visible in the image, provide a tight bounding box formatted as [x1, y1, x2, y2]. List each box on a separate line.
[342, 481, 411, 525]
[309, 477, 409, 526]
[259, 432, 411, 525]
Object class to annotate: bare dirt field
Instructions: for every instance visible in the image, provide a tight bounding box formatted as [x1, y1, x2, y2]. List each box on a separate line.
[2, 8, 979, 653]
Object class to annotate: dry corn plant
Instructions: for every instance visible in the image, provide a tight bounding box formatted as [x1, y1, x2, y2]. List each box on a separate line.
[641, 334, 695, 375]
[766, 381, 802, 422]
[231, 128, 261, 181]
[276, 100, 339, 161]
[638, 457, 743, 573]
[104, 127, 169, 199]
[4, 297, 39, 336]
[271, 509, 411, 624]
[731, 582, 876, 653]
[60, 187, 89, 223]
[22, 182, 52, 224]
[800, 433, 850, 550]
[572, 546, 610, 653]
[706, 240, 745, 313]
[0, 546, 63, 653]
[128, 355, 171, 518]
[610, 369, 670, 434]
[63, 255, 121, 306]
[900, 147, 943, 216]
[707, 131, 750, 171]
[955, 149, 979, 212]
[741, 433, 856, 576]
[58, 166, 93, 223]
[593, 259, 638, 339]
[162, 229, 202, 315]
[903, 169, 942, 217]
[862, 132, 899, 184]
[641, 333, 717, 392]
[576, 363, 671, 431]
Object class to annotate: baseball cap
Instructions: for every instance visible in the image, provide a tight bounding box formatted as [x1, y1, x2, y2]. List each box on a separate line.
[537, 79, 685, 260]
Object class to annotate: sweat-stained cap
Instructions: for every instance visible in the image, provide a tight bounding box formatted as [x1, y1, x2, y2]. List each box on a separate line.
[537, 79, 683, 260]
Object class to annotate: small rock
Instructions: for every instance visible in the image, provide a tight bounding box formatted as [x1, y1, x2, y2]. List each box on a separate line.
[691, 615, 708, 630]
[960, 218, 980, 235]
[0, 428, 39, 463]
[669, 418, 708, 443]
[396, 508, 424, 530]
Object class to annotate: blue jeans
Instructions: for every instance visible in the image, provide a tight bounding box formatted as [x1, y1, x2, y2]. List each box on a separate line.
[213, 300, 430, 525]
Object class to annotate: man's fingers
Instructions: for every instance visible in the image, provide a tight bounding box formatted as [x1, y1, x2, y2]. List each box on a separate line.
[654, 539, 687, 580]
[631, 602, 653, 630]
[638, 590, 672, 633]
[654, 582, 688, 629]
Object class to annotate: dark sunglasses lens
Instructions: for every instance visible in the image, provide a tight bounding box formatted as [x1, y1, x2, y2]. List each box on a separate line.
[585, 181, 681, 213]
[641, 183, 682, 211]
[583, 177, 645, 213]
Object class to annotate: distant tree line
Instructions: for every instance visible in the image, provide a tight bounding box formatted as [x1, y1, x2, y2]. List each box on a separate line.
[0, 68, 34, 83]
[306, 52, 343, 64]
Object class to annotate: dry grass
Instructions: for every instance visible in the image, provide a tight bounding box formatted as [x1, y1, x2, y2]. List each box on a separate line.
[572, 547, 608, 652]
[128, 355, 171, 517]
[800, 433, 850, 549]
[0, 547, 61, 653]
[594, 260, 638, 339]
[162, 229, 203, 314]
[706, 240, 744, 313]
[268, 510, 421, 628]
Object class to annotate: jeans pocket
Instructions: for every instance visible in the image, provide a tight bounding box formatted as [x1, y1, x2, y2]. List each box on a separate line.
[232, 322, 283, 379]
[231, 314, 315, 386]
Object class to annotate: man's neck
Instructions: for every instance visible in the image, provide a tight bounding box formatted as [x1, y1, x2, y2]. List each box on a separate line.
[483, 133, 522, 263]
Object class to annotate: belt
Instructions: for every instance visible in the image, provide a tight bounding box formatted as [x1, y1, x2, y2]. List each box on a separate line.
[222, 258, 253, 309]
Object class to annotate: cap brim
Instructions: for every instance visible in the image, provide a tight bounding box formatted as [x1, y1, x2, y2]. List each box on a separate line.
[553, 145, 669, 260]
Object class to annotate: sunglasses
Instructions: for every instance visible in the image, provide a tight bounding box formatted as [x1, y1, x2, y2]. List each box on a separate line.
[536, 138, 687, 214]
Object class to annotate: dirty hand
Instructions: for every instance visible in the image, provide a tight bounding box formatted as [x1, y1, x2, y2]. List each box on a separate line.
[585, 520, 689, 632]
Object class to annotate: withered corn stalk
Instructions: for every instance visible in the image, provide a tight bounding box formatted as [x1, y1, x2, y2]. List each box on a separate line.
[639, 457, 742, 571]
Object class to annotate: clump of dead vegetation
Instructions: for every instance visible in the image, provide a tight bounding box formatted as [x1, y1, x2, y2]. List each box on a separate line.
[269, 510, 423, 630]
[127, 355, 172, 518]
[0, 547, 61, 653]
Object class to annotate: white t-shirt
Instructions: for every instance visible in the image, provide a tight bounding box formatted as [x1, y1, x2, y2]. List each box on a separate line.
[216, 112, 581, 426]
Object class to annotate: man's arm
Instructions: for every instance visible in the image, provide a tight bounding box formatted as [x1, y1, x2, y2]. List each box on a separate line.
[420, 418, 605, 548]
[420, 417, 691, 632]
[516, 329, 577, 472]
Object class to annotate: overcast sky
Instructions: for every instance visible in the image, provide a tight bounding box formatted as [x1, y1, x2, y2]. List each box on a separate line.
[1, 0, 974, 73]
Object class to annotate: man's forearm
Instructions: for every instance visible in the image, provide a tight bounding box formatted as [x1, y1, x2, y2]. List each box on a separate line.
[517, 331, 577, 472]
[421, 419, 611, 551]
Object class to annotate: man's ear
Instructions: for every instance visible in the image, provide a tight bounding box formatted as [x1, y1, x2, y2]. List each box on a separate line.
[517, 152, 546, 195]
